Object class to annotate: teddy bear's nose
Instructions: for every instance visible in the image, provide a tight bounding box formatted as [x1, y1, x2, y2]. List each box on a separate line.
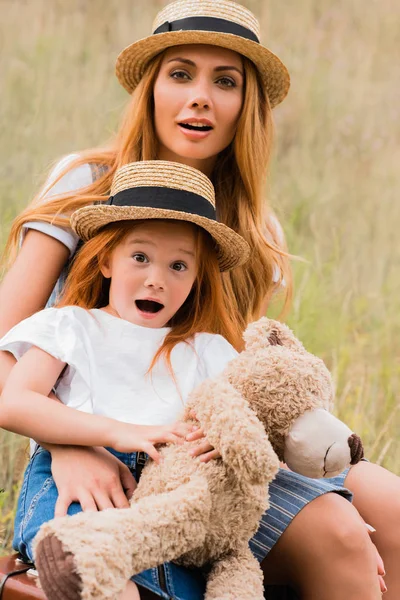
[348, 433, 364, 465]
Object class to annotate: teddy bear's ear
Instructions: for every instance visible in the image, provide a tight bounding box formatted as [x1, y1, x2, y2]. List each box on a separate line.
[268, 329, 284, 346]
[243, 317, 307, 354]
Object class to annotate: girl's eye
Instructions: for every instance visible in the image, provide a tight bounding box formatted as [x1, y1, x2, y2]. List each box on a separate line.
[132, 253, 148, 263]
[217, 76, 236, 88]
[170, 70, 191, 81]
[171, 261, 187, 272]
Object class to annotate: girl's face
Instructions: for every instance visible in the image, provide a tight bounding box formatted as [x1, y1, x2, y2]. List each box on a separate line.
[154, 44, 244, 175]
[100, 220, 198, 328]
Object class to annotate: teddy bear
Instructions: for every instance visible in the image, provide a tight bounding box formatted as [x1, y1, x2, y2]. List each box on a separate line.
[33, 317, 363, 600]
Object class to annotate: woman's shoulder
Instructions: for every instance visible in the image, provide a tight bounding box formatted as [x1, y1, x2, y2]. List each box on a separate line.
[40, 154, 93, 201]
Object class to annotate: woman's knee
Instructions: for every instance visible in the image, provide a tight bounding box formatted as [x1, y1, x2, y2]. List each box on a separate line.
[268, 493, 376, 570]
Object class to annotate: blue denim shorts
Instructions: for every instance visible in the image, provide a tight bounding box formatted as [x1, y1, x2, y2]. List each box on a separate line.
[13, 446, 352, 599]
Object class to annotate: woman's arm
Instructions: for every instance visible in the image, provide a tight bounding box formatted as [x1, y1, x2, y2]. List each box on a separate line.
[0, 229, 69, 392]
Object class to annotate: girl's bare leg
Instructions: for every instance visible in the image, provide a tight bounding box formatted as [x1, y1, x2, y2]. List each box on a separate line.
[345, 461, 400, 599]
[260, 493, 382, 599]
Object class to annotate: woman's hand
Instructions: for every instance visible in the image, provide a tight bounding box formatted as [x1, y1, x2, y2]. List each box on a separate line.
[109, 421, 191, 461]
[186, 425, 221, 462]
[50, 445, 137, 516]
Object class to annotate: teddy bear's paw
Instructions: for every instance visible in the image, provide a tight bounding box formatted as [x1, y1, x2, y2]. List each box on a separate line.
[35, 533, 82, 600]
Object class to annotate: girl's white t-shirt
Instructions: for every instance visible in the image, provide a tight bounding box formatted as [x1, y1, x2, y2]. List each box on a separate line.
[0, 306, 238, 426]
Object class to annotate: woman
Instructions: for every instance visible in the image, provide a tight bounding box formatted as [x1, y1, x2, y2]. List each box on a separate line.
[0, 1, 397, 598]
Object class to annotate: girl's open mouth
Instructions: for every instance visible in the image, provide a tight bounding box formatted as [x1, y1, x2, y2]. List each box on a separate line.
[135, 300, 164, 314]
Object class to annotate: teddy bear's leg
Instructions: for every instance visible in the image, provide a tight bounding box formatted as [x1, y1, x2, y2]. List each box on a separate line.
[205, 544, 264, 600]
[34, 474, 211, 600]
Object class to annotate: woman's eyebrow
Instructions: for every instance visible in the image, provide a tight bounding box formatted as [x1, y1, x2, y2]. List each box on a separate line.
[167, 57, 196, 66]
[166, 57, 243, 76]
[214, 65, 243, 76]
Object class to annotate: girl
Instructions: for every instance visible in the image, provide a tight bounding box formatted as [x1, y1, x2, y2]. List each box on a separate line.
[0, 160, 248, 599]
[0, 0, 396, 597]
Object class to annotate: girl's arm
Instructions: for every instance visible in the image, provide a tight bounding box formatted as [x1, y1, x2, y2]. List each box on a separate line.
[0, 346, 189, 460]
[0, 230, 69, 392]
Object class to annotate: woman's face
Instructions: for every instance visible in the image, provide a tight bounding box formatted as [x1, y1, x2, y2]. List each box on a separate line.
[153, 44, 244, 175]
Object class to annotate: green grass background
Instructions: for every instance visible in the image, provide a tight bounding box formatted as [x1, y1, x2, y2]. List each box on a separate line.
[1, 0, 399, 553]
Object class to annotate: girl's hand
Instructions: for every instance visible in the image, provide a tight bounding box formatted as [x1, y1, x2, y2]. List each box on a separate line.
[109, 421, 191, 461]
[50, 445, 137, 516]
[186, 426, 221, 462]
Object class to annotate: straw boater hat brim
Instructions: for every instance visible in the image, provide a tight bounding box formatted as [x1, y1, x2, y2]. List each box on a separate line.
[71, 161, 250, 272]
[115, 0, 290, 108]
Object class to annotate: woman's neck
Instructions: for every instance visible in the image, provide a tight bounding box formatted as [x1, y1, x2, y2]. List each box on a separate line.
[157, 146, 216, 178]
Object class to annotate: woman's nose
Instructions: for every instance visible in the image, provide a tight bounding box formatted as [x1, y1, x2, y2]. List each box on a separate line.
[189, 96, 210, 110]
[188, 78, 212, 110]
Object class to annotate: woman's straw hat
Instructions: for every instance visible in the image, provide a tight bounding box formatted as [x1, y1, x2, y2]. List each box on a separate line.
[71, 161, 250, 272]
[116, 0, 290, 108]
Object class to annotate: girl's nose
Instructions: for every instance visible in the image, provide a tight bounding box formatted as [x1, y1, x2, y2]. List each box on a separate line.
[144, 269, 165, 290]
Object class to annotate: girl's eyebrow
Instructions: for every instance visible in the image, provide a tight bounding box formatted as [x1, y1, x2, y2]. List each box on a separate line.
[167, 57, 243, 76]
[127, 238, 194, 257]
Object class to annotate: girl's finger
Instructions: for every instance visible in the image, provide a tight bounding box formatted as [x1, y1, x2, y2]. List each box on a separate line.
[186, 429, 205, 442]
[164, 433, 185, 445]
[172, 422, 192, 437]
[142, 443, 161, 464]
[199, 449, 221, 463]
[189, 441, 214, 457]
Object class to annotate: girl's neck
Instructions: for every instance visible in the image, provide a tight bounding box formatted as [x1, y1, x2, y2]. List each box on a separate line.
[157, 146, 216, 178]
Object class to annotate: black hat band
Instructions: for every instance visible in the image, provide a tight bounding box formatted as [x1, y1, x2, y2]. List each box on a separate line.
[108, 186, 216, 221]
[153, 16, 259, 44]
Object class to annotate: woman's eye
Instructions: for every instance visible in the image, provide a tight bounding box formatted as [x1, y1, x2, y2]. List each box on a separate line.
[170, 70, 191, 81]
[217, 76, 236, 88]
[171, 261, 187, 272]
[132, 253, 148, 263]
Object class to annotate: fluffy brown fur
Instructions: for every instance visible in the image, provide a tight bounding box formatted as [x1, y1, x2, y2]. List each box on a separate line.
[33, 318, 361, 600]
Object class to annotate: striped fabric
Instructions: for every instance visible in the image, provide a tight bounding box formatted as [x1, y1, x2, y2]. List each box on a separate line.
[250, 467, 352, 561]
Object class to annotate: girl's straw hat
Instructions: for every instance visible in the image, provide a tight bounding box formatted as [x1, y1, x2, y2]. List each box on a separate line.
[116, 0, 290, 108]
[71, 161, 250, 272]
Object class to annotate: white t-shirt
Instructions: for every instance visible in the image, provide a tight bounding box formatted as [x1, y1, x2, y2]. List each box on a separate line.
[0, 306, 238, 426]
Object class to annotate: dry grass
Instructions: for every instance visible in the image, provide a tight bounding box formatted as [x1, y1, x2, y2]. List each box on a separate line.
[1, 0, 399, 553]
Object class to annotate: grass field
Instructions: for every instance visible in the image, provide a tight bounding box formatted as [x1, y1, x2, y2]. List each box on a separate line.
[1, 0, 399, 554]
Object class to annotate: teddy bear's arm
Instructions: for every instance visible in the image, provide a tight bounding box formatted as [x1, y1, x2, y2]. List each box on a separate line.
[205, 544, 264, 600]
[186, 377, 279, 484]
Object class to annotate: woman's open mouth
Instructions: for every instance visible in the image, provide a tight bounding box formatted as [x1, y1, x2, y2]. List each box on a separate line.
[178, 121, 213, 139]
[179, 122, 213, 132]
[135, 299, 164, 316]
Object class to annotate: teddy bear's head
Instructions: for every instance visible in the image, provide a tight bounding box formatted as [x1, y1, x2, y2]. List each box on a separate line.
[225, 318, 363, 476]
